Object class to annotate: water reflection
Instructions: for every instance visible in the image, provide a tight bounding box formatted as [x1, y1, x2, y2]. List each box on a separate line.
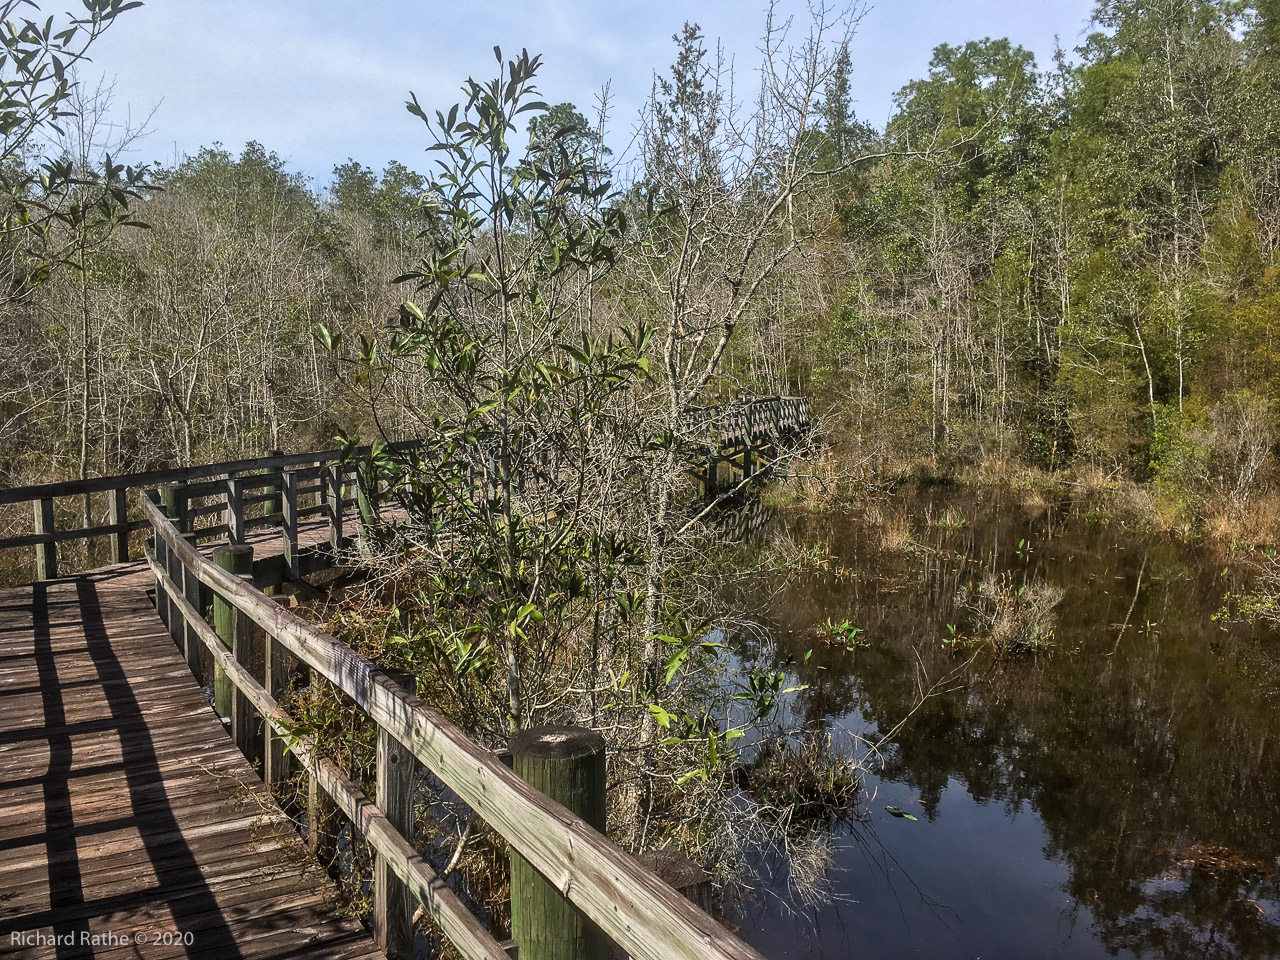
[733, 489, 1280, 959]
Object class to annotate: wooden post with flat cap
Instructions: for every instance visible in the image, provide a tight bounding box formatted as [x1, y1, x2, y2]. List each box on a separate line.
[510, 725, 609, 960]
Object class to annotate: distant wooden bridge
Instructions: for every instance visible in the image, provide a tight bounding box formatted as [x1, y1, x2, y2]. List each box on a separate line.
[0, 400, 808, 959]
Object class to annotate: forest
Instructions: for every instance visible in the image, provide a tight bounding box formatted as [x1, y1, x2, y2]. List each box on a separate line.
[1, 1, 1278, 538]
[2, 2, 1279, 956]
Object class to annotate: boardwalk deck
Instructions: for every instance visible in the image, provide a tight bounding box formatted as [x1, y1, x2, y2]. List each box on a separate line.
[0, 550, 381, 958]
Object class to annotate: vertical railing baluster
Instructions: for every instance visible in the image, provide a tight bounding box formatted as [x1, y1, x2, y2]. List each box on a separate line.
[212, 544, 253, 723]
[282, 469, 299, 581]
[164, 525, 186, 653]
[225, 476, 245, 544]
[108, 487, 129, 564]
[263, 629, 294, 798]
[325, 463, 343, 551]
[264, 450, 283, 527]
[231, 576, 262, 769]
[153, 506, 170, 632]
[307, 673, 341, 876]
[180, 532, 202, 681]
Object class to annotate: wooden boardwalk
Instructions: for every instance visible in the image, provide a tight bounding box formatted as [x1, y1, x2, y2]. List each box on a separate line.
[0, 433, 802, 960]
[0, 556, 381, 959]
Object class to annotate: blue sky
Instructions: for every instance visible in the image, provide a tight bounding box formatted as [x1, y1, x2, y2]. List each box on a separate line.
[83, 1, 1099, 186]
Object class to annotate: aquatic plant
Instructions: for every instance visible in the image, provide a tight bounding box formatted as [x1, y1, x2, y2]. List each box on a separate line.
[958, 571, 1065, 655]
[818, 617, 868, 651]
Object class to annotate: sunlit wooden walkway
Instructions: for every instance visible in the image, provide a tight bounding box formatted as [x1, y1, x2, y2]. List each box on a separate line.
[0, 547, 380, 958]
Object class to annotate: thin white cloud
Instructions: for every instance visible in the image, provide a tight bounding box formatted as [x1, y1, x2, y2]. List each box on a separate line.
[84, 0, 1094, 182]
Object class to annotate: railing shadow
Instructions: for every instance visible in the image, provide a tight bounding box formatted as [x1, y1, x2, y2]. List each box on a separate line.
[0, 579, 241, 958]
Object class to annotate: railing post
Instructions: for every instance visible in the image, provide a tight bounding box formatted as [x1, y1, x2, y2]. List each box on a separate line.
[373, 668, 418, 959]
[325, 463, 343, 550]
[33, 496, 56, 581]
[357, 467, 379, 540]
[307, 674, 341, 876]
[263, 629, 294, 798]
[231, 582, 263, 769]
[264, 449, 283, 525]
[108, 486, 129, 564]
[211, 544, 253, 722]
[282, 469, 299, 581]
[225, 476, 245, 544]
[160, 482, 189, 534]
[510, 725, 609, 960]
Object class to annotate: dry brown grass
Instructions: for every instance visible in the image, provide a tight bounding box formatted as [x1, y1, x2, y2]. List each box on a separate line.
[1018, 487, 1051, 511]
[959, 572, 1065, 655]
[1203, 494, 1280, 546]
[866, 502, 913, 551]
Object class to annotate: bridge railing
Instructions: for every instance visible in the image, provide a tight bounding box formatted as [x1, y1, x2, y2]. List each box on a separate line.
[0, 442, 413, 581]
[139, 492, 766, 960]
[687, 396, 812, 499]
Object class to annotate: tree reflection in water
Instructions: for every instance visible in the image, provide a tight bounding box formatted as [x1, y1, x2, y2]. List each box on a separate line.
[731, 488, 1280, 960]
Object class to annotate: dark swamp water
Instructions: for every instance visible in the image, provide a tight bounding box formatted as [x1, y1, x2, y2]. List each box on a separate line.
[728, 488, 1280, 960]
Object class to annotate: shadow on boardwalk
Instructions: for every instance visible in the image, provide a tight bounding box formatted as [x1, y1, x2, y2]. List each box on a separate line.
[0, 566, 379, 959]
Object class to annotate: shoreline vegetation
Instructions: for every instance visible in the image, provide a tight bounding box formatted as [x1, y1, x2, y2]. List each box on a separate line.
[774, 451, 1280, 549]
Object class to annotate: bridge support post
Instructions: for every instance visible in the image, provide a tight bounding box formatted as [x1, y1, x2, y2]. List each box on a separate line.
[33, 496, 56, 581]
[373, 668, 418, 959]
[510, 725, 609, 960]
[160, 482, 189, 534]
[212, 544, 253, 722]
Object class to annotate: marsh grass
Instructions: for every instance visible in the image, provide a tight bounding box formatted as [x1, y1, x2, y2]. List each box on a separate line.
[866, 503, 913, 551]
[739, 734, 863, 825]
[958, 572, 1065, 655]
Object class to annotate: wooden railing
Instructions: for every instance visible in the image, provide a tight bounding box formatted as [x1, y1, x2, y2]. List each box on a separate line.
[2, 397, 809, 581]
[691, 396, 812, 498]
[139, 491, 767, 960]
[0, 442, 412, 581]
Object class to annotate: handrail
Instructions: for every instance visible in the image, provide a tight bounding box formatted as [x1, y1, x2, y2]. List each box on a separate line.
[140, 492, 767, 960]
[0, 441, 409, 579]
[142, 542, 509, 960]
[0, 440, 416, 504]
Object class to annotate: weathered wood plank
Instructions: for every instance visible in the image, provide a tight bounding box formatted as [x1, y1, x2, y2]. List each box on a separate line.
[0, 563, 381, 960]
